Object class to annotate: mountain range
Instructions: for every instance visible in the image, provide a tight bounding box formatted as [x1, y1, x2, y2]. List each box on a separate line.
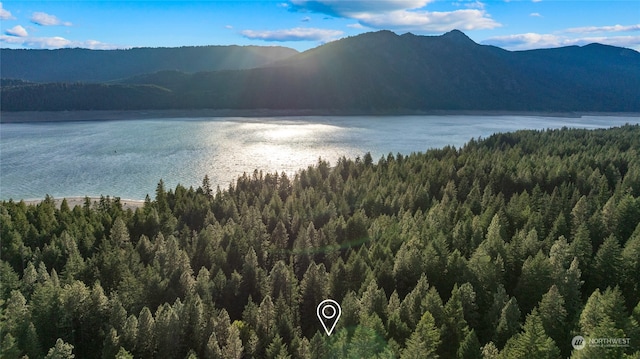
[2, 30, 639, 113]
[0, 45, 298, 83]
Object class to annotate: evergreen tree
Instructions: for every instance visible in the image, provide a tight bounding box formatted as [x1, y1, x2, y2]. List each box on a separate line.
[299, 262, 328, 338]
[590, 235, 623, 293]
[494, 297, 522, 349]
[137, 307, 156, 359]
[622, 224, 640, 309]
[115, 347, 135, 359]
[0, 334, 21, 359]
[265, 334, 290, 359]
[222, 322, 244, 359]
[401, 311, 441, 359]
[538, 285, 568, 355]
[457, 330, 482, 359]
[45, 338, 75, 359]
[515, 251, 553, 316]
[499, 309, 560, 359]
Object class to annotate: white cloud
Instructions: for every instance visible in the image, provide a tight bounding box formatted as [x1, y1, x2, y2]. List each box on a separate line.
[530, 12, 542, 17]
[289, 0, 499, 32]
[0, 35, 120, 49]
[531, 0, 542, 3]
[565, 24, 640, 34]
[355, 9, 499, 32]
[347, 23, 365, 29]
[31, 12, 72, 26]
[5, 25, 28, 37]
[0, 2, 14, 20]
[453, 1, 486, 10]
[483, 33, 561, 49]
[482, 32, 640, 51]
[240, 27, 343, 42]
[225, 25, 233, 29]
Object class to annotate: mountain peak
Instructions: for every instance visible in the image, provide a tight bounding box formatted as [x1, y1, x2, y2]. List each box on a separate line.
[442, 29, 476, 45]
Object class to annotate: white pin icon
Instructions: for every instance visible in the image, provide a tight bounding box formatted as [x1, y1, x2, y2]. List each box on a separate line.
[317, 299, 341, 336]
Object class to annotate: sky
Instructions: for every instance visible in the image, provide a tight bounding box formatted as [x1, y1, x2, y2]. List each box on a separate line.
[1, 1, 639, 52]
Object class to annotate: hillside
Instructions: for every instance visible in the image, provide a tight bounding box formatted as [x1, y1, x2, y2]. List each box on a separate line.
[0, 45, 298, 82]
[2, 30, 639, 112]
[2, 125, 639, 358]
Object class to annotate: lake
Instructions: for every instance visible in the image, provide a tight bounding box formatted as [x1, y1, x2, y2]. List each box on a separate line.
[1, 115, 638, 201]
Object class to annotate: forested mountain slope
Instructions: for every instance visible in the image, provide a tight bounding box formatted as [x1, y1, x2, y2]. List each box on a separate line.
[0, 45, 298, 82]
[2, 30, 639, 112]
[2, 125, 640, 358]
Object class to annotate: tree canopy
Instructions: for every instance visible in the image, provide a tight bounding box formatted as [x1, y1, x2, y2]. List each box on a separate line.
[1, 125, 639, 358]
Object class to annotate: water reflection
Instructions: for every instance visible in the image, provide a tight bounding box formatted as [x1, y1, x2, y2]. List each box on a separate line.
[1, 115, 638, 200]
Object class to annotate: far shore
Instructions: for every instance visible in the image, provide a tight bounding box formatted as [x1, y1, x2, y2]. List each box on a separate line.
[2, 109, 639, 123]
[12, 196, 145, 210]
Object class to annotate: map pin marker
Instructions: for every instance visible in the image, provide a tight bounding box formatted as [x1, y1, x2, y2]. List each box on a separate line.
[317, 299, 341, 336]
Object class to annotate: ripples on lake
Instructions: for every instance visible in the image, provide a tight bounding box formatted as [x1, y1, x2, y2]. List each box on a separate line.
[1, 115, 638, 200]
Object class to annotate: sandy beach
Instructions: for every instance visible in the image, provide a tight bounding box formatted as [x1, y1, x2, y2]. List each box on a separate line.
[19, 196, 145, 211]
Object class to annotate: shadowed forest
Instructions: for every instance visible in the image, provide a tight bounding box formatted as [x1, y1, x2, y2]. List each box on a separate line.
[1, 125, 640, 358]
[3, 31, 639, 113]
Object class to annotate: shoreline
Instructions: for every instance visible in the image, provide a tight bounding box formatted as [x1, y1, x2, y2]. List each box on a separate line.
[13, 196, 145, 210]
[2, 109, 639, 123]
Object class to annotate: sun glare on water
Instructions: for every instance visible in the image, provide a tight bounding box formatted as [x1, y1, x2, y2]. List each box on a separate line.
[233, 122, 345, 173]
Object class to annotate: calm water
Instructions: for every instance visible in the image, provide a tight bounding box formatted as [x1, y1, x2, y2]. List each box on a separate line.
[1, 115, 638, 201]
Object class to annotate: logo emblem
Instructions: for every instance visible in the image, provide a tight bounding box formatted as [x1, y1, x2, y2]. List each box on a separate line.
[572, 335, 586, 350]
[317, 299, 342, 336]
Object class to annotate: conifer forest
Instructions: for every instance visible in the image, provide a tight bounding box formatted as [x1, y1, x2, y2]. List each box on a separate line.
[1, 125, 639, 358]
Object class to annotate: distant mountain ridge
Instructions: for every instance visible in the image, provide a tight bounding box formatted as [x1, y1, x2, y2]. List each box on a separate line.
[0, 45, 298, 82]
[2, 30, 639, 112]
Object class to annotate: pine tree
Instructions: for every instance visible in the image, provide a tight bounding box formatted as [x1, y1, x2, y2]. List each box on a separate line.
[499, 309, 560, 359]
[401, 311, 441, 359]
[115, 347, 135, 359]
[0, 334, 21, 359]
[579, 287, 632, 338]
[442, 285, 471, 358]
[538, 285, 568, 355]
[457, 330, 482, 359]
[110, 217, 130, 247]
[493, 297, 521, 349]
[121, 314, 138, 354]
[155, 303, 181, 359]
[265, 334, 290, 359]
[44, 338, 75, 359]
[221, 323, 244, 359]
[299, 262, 328, 338]
[205, 333, 223, 359]
[137, 307, 156, 359]
[257, 295, 276, 346]
[590, 235, 623, 294]
[622, 223, 640, 309]
[102, 327, 121, 359]
[515, 250, 552, 316]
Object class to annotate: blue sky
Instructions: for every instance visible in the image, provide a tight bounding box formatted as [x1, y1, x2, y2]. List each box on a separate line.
[1, 1, 639, 51]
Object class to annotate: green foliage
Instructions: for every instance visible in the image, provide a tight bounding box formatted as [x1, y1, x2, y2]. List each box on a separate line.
[1, 125, 640, 358]
[499, 309, 561, 359]
[401, 311, 441, 359]
[45, 338, 75, 359]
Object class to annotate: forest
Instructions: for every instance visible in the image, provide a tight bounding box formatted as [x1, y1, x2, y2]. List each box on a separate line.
[1, 125, 639, 358]
[3, 31, 639, 113]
